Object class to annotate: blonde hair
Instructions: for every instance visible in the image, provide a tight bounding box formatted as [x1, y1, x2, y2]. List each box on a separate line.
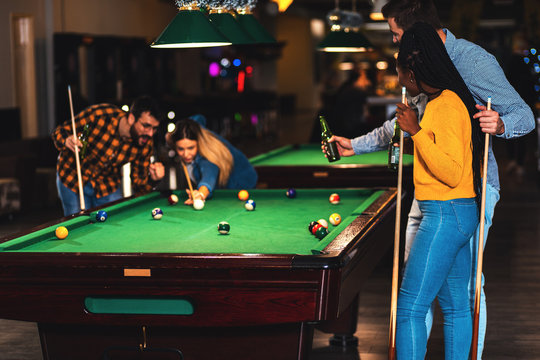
[168, 118, 233, 187]
[197, 127, 233, 187]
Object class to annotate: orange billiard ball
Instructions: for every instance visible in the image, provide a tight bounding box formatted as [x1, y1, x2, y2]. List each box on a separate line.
[55, 226, 68, 240]
[238, 190, 249, 201]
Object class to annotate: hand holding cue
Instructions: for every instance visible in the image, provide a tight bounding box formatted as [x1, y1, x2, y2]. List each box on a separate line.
[388, 86, 407, 360]
[181, 162, 195, 205]
[471, 97, 491, 360]
[68, 85, 86, 211]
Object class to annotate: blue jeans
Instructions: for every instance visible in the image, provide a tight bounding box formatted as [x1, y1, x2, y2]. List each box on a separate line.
[397, 198, 479, 360]
[404, 184, 499, 359]
[56, 173, 123, 216]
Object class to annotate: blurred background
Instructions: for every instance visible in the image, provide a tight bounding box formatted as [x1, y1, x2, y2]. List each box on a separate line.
[0, 0, 538, 215]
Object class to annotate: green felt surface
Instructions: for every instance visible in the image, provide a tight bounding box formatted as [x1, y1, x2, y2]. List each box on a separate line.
[0, 189, 383, 255]
[249, 144, 413, 166]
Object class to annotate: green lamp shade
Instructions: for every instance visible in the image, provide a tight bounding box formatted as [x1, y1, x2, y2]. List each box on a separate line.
[236, 13, 276, 44]
[151, 10, 232, 48]
[317, 30, 373, 52]
[209, 12, 255, 45]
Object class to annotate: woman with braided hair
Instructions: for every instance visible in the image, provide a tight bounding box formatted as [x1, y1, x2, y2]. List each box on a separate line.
[394, 22, 483, 359]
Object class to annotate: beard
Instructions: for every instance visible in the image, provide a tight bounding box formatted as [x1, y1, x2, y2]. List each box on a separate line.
[130, 125, 151, 147]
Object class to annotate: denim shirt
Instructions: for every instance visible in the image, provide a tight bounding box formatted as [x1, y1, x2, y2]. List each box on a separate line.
[351, 28, 536, 191]
[188, 116, 258, 196]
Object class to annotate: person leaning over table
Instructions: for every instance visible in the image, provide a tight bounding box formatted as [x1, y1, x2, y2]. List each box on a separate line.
[52, 95, 165, 216]
[165, 115, 257, 205]
[322, 0, 536, 358]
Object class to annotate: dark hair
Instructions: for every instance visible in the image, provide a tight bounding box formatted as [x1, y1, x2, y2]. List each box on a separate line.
[382, 0, 442, 31]
[167, 118, 201, 146]
[397, 22, 483, 206]
[129, 96, 163, 122]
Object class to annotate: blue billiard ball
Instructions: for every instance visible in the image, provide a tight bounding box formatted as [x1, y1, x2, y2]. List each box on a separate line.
[286, 188, 296, 198]
[96, 210, 108, 222]
[152, 207, 163, 220]
[245, 199, 256, 211]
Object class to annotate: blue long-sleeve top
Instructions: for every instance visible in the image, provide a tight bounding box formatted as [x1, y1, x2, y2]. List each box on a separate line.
[187, 115, 257, 196]
[351, 28, 535, 191]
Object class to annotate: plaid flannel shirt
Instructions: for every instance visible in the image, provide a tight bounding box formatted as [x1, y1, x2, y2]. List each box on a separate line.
[52, 104, 154, 198]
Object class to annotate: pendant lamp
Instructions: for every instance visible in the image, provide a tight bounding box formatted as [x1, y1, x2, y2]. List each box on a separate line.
[151, 5, 231, 48]
[235, 9, 276, 44]
[208, 8, 255, 45]
[317, 0, 373, 53]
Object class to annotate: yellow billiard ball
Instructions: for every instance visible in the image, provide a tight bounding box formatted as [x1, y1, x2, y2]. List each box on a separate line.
[55, 226, 68, 239]
[238, 190, 249, 201]
[329, 213, 341, 226]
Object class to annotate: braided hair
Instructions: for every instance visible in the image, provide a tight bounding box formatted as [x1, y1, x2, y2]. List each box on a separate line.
[397, 22, 483, 206]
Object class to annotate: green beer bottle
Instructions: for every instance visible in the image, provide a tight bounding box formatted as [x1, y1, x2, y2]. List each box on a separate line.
[320, 115, 340, 163]
[387, 121, 401, 171]
[78, 124, 90, 159]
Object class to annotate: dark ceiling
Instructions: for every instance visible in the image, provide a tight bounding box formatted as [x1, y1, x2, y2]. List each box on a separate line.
[281, 0, 520, 24]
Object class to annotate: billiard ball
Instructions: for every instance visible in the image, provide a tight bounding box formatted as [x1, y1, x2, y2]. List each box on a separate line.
[329, 193, 340, 204]
[55, 226, 68, 240]
[329, 213, 342, 226]
[96, 210, 108, 222]
[311, 223, 322, 235]
[238, 190, 249, 201]
[218, 221, 230, 234]
[245, 199, 256, 211]
[317, 219, 328, 229]
[193, 199, 205, 210]
[315, 226, 328, 240]
[286, 188, 296, 198]
[308, 220, 318, 233]
[152, 208, 163, 220]
[168, 194, 179, 205]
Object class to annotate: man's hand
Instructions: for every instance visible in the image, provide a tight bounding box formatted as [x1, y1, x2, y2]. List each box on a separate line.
[474, 104, 505, 135]
[65, 136, 82, 154]
[149, 162, 165, 181]
[322, 136, 355, 157]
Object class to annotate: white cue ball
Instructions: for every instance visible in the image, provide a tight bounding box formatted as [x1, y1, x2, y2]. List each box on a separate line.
[193, 199, 205, 210]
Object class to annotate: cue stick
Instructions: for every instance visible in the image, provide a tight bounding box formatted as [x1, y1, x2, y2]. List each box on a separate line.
[181, 162, 195, 204]
[388, 86, 407, 360]
[471, 97, 491, 360]
[68, 85, 86, 211]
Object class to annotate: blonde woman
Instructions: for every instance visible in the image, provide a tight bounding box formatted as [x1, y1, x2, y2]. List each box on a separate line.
[166, 115, 257, 204]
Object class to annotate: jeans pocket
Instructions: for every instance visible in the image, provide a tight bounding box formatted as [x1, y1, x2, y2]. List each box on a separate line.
[450, 199, 479, 238]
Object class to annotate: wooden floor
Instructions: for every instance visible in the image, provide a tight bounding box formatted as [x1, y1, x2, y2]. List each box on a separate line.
[0, 142, 539, 360]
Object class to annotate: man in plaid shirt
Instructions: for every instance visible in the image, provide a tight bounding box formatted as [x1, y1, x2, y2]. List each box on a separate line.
[52, 96, 165, 216]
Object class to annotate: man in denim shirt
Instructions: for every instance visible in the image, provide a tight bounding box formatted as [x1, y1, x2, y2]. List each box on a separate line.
[327, 0, 535, 357]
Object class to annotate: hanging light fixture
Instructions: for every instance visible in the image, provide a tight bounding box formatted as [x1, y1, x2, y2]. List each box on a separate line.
[208, 1, 255, 44]
[272, 0, 294, 12]
[317, 0, 373, 52]
[151, 1, 232, 48]
[370, 0, 388, 21]
[234, 0, 277, 44]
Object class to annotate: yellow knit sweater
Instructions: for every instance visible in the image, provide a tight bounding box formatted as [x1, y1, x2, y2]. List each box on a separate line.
[411, 90, 476, 201]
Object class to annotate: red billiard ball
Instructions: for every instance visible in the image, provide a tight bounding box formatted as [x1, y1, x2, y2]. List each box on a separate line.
[311, 223, 322, 235]
[168, 194, 179, 205]
[329, 193, 340, 204]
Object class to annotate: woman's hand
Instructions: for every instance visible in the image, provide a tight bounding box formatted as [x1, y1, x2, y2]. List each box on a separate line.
[321, 136, 355, 157]
[395, 103, 421, 136]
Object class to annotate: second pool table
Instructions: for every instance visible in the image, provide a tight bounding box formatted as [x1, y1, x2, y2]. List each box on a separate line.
[0, 188, 400, 360]
[250, 144, 413, 189]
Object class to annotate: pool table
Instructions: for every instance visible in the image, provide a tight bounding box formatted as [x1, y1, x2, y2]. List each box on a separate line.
[0, 188, 399, 360]
[250, 144, 413, 189]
